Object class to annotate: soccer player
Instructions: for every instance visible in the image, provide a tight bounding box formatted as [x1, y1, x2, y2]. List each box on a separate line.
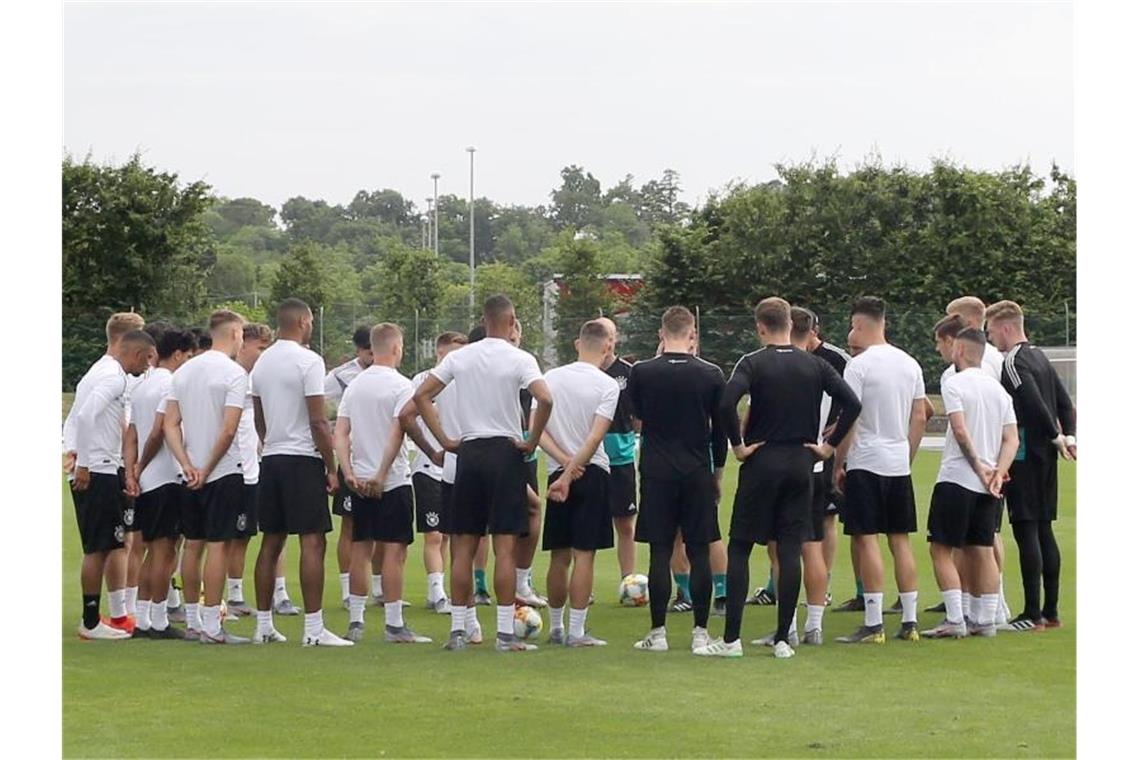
[163, 310, 252, 645]
[324, 325, 374, 607]
[411, 294, 553, 652]
[985, 300, 1075, 630]
[697, 298, 860, 659]
[408, 331, 468, 613]
[628, 306, 727, 654]
[508, 320, 548, 609]
[250, 298, 351, 646]
[922, 327, 1019, 639]
[336, 323, 437, 644]
[123, 326, 194, 638]
[70, 329, 154, 639]
[539, 320, 620, 646]
[833, 297, 926, 644]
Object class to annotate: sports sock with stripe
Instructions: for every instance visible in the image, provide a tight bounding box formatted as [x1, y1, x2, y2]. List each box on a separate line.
[82, 594, 100, 630]
[384, 601, 403, 629]
[474, 569, 488, 595]
[349, 595, 366, 624]
[863, 592, 884, 627]
[713, 573, 727, 599]
[673, 572, 691, 602]
[150, 600, 169, 631]
[942, 589, 963, 624]
[549, 606, 564, 633]
[569, 608, 587, 639]
[900, 591, 918, 624]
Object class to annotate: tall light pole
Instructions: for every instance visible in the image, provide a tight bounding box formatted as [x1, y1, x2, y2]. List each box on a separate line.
[466, 146, 476, 311]
[430, 173, 441, 256]
[420, 214, 428, 250]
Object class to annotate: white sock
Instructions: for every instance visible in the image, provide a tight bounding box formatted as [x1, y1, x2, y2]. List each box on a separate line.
[516, 568, 531, 595]
[135, 598, 152, 630]
[372, 574, 383, 598]
[168, 579, 182, 608]
[465, 605, 479, 633]
[549, 606, 565, 632]
[450, 605, 467, 633]
[226, 576, 244, 603]
[185, 602, 201, 630]
[963, 593, 975, 620]
[806, 604, 824, 633]
[863, 592, 884, 627]
[496, 604, 514, 637]
[273, 576, 288, 603]
[255, 610, 274, 635]
[349, 594, 366, 624]
[338, 573, 350, 601]
[900, 591, 918, 624]
[201, 605, 222, 636]
[150, 600, 169, 630]
[942, 589, 963, 624]
[427, 572, 445, 602]
[979, 593, 999, 626]
[385, 601, 404, 628]
[971, 594, 983, 622]
[303, 610, 324, 639]
[569, 608, 587, 639]
[125, 586, 138, 615]
[109, 589, 127, 619]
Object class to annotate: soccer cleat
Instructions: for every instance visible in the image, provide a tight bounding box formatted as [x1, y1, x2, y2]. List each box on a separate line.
[273, 598, 301, 616]
[227, 601, 254, 617]
[199, 628, 251, 645]
[183, 627, 203, 641]
[835, 624, 885, 644]
[751, 629, 799, 648]
[834, 596, 865, 612]
[429, 597, 452, 614]
[78, 621, 130, 640]
[474, 590, 493, 606]
[166, 604, 187, 623]
[920, 619, 968, 639]
[131, 627, 151, 639]
[385, 625, 432, 644]
[147, 625, 186, 640]
[102, 615, 136, 635]
[495, 634, 537, 652]
[567, 632, 608, 647]
[443, 631, 468, 651]
[749, 587, 777, 606]
[895, 622, 920, 641]
[885, 598, 903, 615]
[691, 626, 711, 652]
[515, 588, 548, 608]
[802, 629, 823, 646]
[924, 601, 947, 613]
[712, 596, 727, 616]
[693, 637, 743, 658]
[824, 591, 833, 607]
[302, 629, 354, 647]
[772, 641, 796, 659]
[670, 592, 693, 613]
[466, 622, 484, 645]
[633, 628, 669, 652]
[371, 595, 384, 608]
[1041, 617, 1063, 629]
[968, 621, 997, 638]
[345, 622, 365, 643]
[999, 614, 1045, 633]
[253, 628, 288, 644]
[548, 629, 566, 646]
[588, 592, 595, 606]
[341, 597, 350, 611]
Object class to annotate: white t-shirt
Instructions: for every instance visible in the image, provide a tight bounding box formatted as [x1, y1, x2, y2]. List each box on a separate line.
[63, 354, 120, 455]
[429, 337, 543, 442]
[169, 350, 248, 483]
[843, 343, 927, 477]
[940, 342, 1004, 387]
[938, 367, 1017, 493]
[812, 394, 833, 475]
[437, 379, 462, 484]
[336, 365, 414, 491]
[73, 360, 130, 475]
[237, 375, 259, 485]
[409, 370, 444, 480]
[540, 362, 619, 475]
[130, 367, 180, 493]
[323, 358, 367, 405]
[250, 339, 326, 459]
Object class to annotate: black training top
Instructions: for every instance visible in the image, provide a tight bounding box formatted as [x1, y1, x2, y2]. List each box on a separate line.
[604, 358, 636, 435]
[813, 341, 852, 428]
[720, 345, 862, 448]
[627, 352, 728, 478]
[1000, 342, 1075, 457]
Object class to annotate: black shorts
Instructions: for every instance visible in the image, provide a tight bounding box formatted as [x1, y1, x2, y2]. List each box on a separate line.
[635, 469, 720, 547]
[332, 466, 352, 517]
[843, 470, 917, 536]
[608, 463, 638, 518]
[181, 473, 245, 542]
[526, 458, 539, 493]
[350, 484, 415, 544]
[135, 482, 184, 542]
[257, 455, 333, 536]
[451, 438, 529, 536]
[927, 482, 999, 548]
[821, 459, 841, 516]
[236, 483, 258, 538]
[1006, 454, 1058, 524]
[543, 465, 614, 552]
[71, 472, 127, 554]
[413, 472, 450, 533]
[730, 446, 814, 545]
[809, 469, 828, 542]
[441, 481, 454, 528]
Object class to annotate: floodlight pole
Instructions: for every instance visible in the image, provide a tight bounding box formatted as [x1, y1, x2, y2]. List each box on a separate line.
[466, 146, 476, 312]
[431, 173, 441, 256]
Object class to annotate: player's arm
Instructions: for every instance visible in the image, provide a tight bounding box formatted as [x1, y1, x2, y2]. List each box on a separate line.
[548, 414, 612, 503]
[123, 422, 140, 497]
[1052, 368, 1076, 458]
[719, 358, 755, 460]
[195, 406, 242, 488]
[538, 430, 574, 471]
[306, 395, 339, 492]
[1008, 358, 1068, 458]
[367, 421, 406, 499]
[137, 408, 167, 475]
[411, 373, 457, 452]
[73, 375, 120, 492]
[908, 398, 927, 463]
[987, 422, 1021, 497]
[252, 397, 266, 443]
[162, 399, 199, 489]
[947, 410, 992, 484]
[520, 378, 553, 456]
[397, 397, 445, 467]
[333, 415, 358, 492]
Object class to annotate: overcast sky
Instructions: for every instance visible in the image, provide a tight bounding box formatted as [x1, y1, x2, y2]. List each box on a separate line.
[64, 1, 1073, 212]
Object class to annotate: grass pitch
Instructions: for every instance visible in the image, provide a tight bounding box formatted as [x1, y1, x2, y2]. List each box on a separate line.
[62, 453, 1075, 758]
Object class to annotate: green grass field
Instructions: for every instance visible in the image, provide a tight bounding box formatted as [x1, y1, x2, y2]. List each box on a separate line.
[62, 453, 1075, 758]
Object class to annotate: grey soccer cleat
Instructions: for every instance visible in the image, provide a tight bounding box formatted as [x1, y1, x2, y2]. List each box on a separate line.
[895, 622, 920, 642]
[835, 624, 886, 644]
[801, 628, 823, 646]
[495, 634, 537, 652]
[751, 629, 799, 647]
[273, 598, 301, 616]
[567, 632, 608, 647]
[429, 597, 452, 614]
[227, 601, 254, 617]
[385, 625, 432, 644]
[166, 604, 187, 623]
[920, 619, 968, 639]
[345, 622, 365, 643]
[473, 590, 493, 606]
[443, 630, 468, 651]
[969, 621, 998, 638]
[148, 625, 186, 640]
[199, 628, 251, 645]
[548, 629, 566, 646]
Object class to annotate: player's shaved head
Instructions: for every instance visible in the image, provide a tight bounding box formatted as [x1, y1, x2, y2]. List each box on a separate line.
[118, 329, 156, 375]
[483, 294, 515, 329]
[276, 298, 312, 329]
[370, 322, 403, 355]
[946, 296, 987, 328]
[578, 320, 609, 352]
[851, 296, 886, 322]
[106, 312, 145, 346]
[954, 327, 987, 367]
[595, 316, 617, 339]
[661, 306, 695, 337]
[209, 309, 246, 335]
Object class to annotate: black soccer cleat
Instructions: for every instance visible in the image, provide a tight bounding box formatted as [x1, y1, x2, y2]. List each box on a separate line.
[924, 601, 947, 613]
[834, 596, 865, 613]
[884, 597, 903, 615]
[712, 597, 727, 617]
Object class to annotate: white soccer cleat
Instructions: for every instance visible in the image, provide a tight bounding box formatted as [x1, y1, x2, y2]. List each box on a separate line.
[253, 628, 287, 644]
[466, 622, 484, 645]
[691, 626, 711, 653]
[78, 621, 130, 640]
[694, 637, 744, 658]
[773, 641, 796, 659]
[515, 588, 548, 608]
[302, 628, 354, 647]
[634, 627, 669, 652]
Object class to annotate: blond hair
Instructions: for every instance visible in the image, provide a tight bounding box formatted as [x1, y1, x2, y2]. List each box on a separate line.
[208, 309, 246, 334]
[984, 300, 1024, 326]
[946, 296, 987, 326]
[105, 312, 145, 345]
[370, 322, 404, 354]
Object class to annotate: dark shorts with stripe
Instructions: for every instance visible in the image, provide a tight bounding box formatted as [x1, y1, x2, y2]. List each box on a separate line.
[350, 484, 415, 544]
[1006, 453, 1058, 524]
[635, 469, 720, 547]
[608, 463, 638, 518]
[134, 481, 185, 542]
[927, 481, 999, 548]
[543, 465, 614, 552]
[71, 471, 127, 554]
[731, 446, 815, 545]
[257, 455, 333, 536]
[181, 473, 246, 542]
[842, 470, 917, 536]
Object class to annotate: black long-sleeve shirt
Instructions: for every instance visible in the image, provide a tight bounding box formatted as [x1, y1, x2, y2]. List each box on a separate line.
[813, 341, 852, 428]
[1001, 342, 1076, 458]
[721, 345, 862, 448]
[627, 352, 728, 479]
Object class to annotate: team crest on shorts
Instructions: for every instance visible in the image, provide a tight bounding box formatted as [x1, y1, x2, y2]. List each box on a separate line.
[123, 508, 135, 526]
[426, 511, 439, 528]
[236, 513, 247, 532]
[343, 496, 352, 513]
[114, 525, 125, 543]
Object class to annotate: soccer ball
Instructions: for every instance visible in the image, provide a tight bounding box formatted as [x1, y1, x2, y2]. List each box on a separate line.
[514, 605, 543, 640]
[619, 573, 650, 607]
